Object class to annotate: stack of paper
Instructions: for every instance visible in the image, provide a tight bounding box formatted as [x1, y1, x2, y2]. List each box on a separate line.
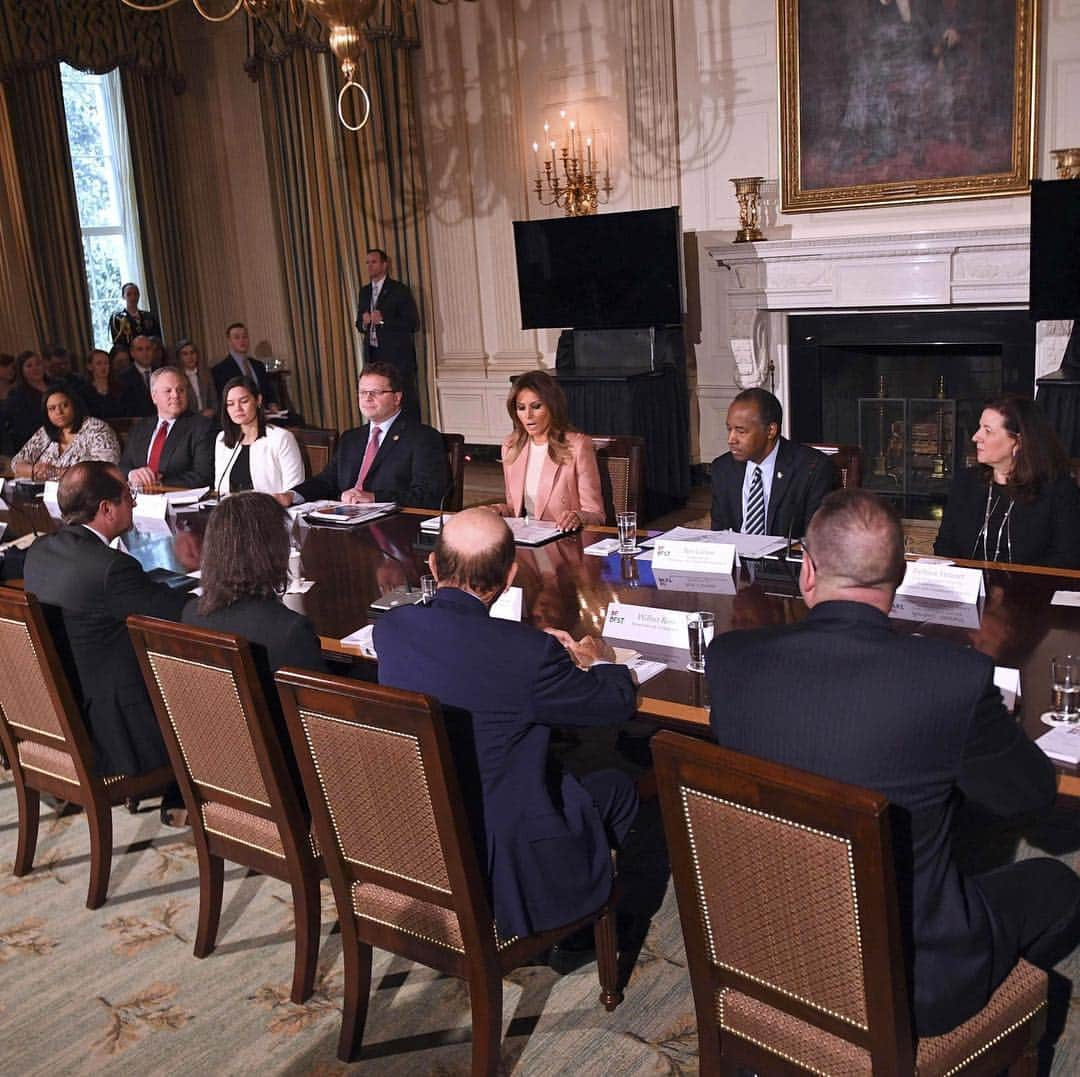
[1036, 723, 1080, 765]
[307, 501, 397, 525]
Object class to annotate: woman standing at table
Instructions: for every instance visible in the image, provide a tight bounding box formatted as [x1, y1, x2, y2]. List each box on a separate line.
[491, 370, 604, 530]
[11, 387, 121, 479]
[934, 395, 1080, 568]
[183, 491, 326, 674]
[213, 376, 303, 495]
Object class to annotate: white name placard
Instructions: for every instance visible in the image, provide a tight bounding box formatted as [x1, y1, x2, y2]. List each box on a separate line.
[654, 569, 738, 595]
[490, 585, 523, 622]
[602, 602, 693, 650]
[652, 539, 736, 574]
[133, 493, 169, 521]
[890, 594, 982, 629]
[896, 561, 984, 604]
[43, 481, 60, 505]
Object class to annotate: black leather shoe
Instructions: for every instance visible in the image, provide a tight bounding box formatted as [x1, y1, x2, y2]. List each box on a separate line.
[160, 806, 189, 828]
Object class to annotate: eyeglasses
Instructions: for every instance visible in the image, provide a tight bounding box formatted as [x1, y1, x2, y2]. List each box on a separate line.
[358, 389, 396, 399]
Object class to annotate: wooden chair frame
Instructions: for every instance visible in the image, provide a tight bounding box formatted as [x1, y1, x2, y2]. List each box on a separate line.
[590, 434, 645, 522]
[807, 442, 863, 490]
[0, 587, 171, 909]
[129, 615, 325, 1003]
[293, 426, 339, 481]
[443, 432, 466, 512]
[275, 669, 623, 1073]
[652, 731, 1046, 1076]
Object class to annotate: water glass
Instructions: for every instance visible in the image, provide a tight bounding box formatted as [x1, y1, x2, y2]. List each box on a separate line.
[616, 511, 639, 554]
[420, 574, 438, 605]
[687, 611, 715, 673]
[287, 543, 303, 589]
[1051, 654, 1080, 722]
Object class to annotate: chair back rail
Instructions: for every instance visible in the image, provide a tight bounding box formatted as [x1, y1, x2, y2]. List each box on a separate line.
[590, 434, 645, 522]
[807, 443, 863, 490]
[293, 427, 339, 481]
[443, 433, 466, 512]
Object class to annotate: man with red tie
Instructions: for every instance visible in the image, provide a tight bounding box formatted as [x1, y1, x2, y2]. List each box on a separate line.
[119, 367, 215, 489]
[277, 362, 447, 509]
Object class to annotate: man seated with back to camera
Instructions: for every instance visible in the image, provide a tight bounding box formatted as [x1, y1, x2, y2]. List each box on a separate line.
[710, 387, 831, 539]
[374, 508, 638, 953]
[275, 361, 448, 509]
[706, 488, 1080, 1038]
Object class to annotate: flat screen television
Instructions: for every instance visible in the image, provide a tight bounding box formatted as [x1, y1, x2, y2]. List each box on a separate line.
[1030, 178, 1080, 321]
[513, 207, 682, 330]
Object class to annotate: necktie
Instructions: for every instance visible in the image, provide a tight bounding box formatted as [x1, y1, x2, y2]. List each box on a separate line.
[147, 421, 168, 476]
[369, 285, 380, 348]
[354, 425, 381, 492]
[744, 465, 766, 534]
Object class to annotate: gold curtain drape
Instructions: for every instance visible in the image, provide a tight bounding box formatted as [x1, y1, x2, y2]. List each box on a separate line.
[0, 87, 40, 348]
[2, 66, 92, 352]
[249, 6, 436, 431]
[120, 67, 202, 345]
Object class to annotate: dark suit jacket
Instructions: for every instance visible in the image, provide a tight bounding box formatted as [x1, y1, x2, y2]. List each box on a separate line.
[356, 277, 419, 373]
[292, 416, 448, 508]
[374, 587, 637, 938]
[182, 597, 328, 678]
[934, 467, 1080, 568]
[119, 413, 215, 488]
[706, 600, 1056, 1036]
[211, 355, 278, 406]
[117, 364, 156, 416]
[710, 437, 831, 537]
[23, 526, 189, 775]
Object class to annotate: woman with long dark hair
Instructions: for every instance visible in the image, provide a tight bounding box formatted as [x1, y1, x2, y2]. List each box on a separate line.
[175, 338, 217, 418]
[491, 369, 604, 529]
[183, 491, 325, 673]
[935, 395, 1080, 567]
[7, 350, 50, 453]
[213, 376, 304, 494]
[79, 348, 129, 420]
[10, 387, 120, 479]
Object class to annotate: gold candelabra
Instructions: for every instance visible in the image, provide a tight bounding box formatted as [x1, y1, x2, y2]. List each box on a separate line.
[532, 113, 612, 217]
[1051, 148, 1080, 179]
[730, 176, 766, 242]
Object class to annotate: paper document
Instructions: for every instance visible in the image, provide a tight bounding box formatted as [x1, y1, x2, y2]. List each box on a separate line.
[165, 487, 210, 506]
[340, 623, 377, 658]
[993, 667, 1021, 712]
[419, 514, 451, 533]
[612, 647, 666, 685]
[1036, 724, 1080, 765]
[1052, 591, 1080, 607]
[584, 538, 621, 556]
[307, 501, 397, 525]
[651, 526, 788, 559]
[490, 585, 523, 621]
[503, 517, 568, 546]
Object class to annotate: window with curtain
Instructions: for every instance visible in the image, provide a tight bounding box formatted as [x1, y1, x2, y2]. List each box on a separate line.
[59, 63, 145, 350]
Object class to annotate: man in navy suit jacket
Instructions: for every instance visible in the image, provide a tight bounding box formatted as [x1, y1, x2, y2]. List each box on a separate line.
[212, 322, 278, 407]
[374, 509, 639, 940]
[279, 362, 447, 508]
[707, 489, 1080, 1037]
[710, 387, 830, 538]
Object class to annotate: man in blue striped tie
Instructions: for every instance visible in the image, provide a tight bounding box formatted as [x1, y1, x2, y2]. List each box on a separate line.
[709, 387, 831, 538]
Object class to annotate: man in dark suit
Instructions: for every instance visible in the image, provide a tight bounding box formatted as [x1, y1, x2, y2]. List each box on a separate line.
[278, 361, 447, 508]
[119, 367, 215, 489]
[211, 322, 278, 407]
[374, 508, 638, 940]
[356, 248, 421, 421]
[706, 488, 1080, 1037]
[116, 333, 157, 416]
[23, 462, 188, 782]
[710, 387, 830, 537]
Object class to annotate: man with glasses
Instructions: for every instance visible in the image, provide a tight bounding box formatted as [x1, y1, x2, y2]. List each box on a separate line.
[276, 362, 447, 508]
[706, 488, 1080, 1040]
[23, 461, 188, 821]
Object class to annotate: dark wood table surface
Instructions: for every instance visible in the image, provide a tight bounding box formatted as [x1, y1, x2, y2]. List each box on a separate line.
[4, 492, 1080, 796]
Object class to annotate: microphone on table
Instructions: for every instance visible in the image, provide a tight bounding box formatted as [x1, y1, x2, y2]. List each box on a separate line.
[412, 478, 456, 554]
[209, 439, 242, 502]
[14, 438, 51, 496]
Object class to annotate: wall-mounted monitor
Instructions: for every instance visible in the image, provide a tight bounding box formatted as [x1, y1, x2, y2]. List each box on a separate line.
[513, 206, 682, 330]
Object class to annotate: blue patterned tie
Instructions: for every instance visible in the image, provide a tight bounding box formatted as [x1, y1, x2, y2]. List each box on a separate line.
[744, 465, 766, 534]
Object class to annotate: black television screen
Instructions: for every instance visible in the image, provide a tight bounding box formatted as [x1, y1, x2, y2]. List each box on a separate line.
[1030, 178, 1080, 321]
[513, 207, 682, 330]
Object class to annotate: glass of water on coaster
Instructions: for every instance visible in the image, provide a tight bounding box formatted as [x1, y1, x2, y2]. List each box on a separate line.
[616, 510, 639, 555]
[687, 611, 715, 673]
[1051, 654, 1080, 722]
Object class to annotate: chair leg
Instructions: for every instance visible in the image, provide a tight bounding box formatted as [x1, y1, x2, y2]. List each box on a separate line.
[193, 845, 224, 959]
[337, 930, 373, 1063]
[288, 871, 321, 1003]
[13, 782, 40, 877]
[594, 908, 624, 1012]
[85, 798, 113, 909]
[468, 966, 503, 1077]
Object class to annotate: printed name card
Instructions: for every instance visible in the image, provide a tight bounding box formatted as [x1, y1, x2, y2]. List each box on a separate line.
[602, 602, 693, 650]
[896, 561, 984, 604]
[651, 539, 736, 575]
[133, 493, 169, 520]
[43, 481, 60, 505]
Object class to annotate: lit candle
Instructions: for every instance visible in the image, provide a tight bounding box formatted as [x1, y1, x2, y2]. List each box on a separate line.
[550, 140, 557, 169]
[532, 141, 540, 178]
[586, 136, 592, 171]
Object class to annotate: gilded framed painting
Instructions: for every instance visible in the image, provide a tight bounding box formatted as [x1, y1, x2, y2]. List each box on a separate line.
[778, 0, 1038, 212]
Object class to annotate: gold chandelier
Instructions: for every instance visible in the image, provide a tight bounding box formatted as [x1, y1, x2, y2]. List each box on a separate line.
[118, 0, 476, 131]
[532, 111, 612, 217]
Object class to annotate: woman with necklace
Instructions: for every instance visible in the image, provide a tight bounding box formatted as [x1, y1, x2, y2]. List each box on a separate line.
[10, 387, 120, 479]
[935, 395, 1080, 567]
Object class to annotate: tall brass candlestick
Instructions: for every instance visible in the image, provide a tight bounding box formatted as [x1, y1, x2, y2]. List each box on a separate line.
[730, 176, 766, 243]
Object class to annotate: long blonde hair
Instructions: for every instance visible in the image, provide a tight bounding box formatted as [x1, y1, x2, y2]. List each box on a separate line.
[503, 370, 574, 466]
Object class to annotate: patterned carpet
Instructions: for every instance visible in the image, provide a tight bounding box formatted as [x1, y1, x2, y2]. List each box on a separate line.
[1, 759, 1078, 1075]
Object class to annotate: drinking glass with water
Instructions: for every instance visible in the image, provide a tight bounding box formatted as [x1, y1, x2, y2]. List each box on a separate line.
[1051, 655, 1080, 722]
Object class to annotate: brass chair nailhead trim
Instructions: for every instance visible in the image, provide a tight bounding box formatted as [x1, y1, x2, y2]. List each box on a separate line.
[935, 1000, 1047, 1077]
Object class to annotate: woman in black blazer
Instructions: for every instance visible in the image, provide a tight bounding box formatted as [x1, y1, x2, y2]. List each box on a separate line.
[935, 395, 1080, 568]
[183, 492, 327, 674]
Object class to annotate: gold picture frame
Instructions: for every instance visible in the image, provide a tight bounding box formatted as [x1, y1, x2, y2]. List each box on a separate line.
[778, 0, 1039, 213]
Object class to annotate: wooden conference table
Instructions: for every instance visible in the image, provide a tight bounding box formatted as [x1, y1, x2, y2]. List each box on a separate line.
[3, 493, 1080, 797]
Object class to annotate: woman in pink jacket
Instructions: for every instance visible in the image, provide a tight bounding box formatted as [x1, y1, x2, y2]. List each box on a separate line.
[493, 370, 604, 529]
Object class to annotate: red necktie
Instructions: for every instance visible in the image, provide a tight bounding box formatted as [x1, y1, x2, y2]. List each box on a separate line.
[147, 421, 168, 475]
[354, 425, 381, 492]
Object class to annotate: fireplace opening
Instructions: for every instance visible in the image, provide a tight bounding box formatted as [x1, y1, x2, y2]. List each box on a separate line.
[788, 311, 1035, 519]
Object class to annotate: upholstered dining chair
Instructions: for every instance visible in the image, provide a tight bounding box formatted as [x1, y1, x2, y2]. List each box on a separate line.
[128, 615, 325, 1003]
[0, 587, 172, 909]
[293, 426, 338, 480]
[652, 731, 1047, 1076]
[589, 434, 645, 522]
[274, 670, 624, 1072]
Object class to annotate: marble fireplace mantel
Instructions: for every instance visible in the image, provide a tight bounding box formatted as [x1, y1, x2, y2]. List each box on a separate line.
[696, 226, 1074, 456]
